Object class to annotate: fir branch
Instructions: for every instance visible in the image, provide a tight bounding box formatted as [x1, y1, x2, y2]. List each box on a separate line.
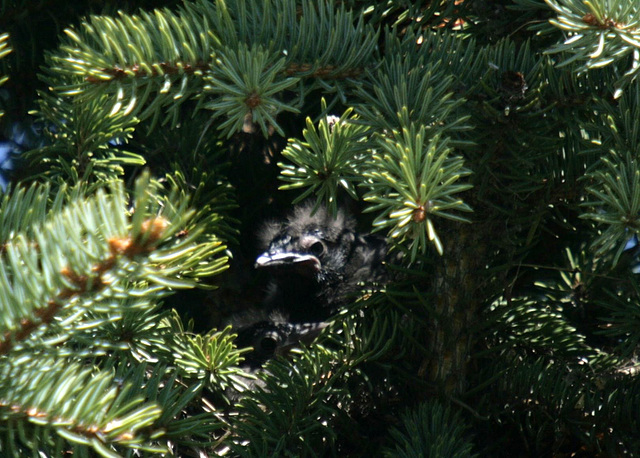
[0, 181, 64, 247]
[384, 400, 477, 458]
[596, 281, 640, 356]
[0, 357, 163, 456]
[484, 296, 592, 358]
[42, 0, 378, 135]
[7, 0, 640, 454]
[0, 31, 10, 118]
[229, 346, 346, 456]
[581, 151, 640, 264]
[44, 2, 217, 131]
[382, 28, 479, 95]
[362, 123, 472, 258]
[229, 294, 407, 456]
[203, 44, 300, 138]
[160, 167, 239, 247]
[26, 87, 144, 187]
[84, 61, 210, 84]
[284, 62, 364, 79]
[282, 0, 378, 80]
[110, 363, 224, 452]
[591, 80, 640, 156]
[478, 354, 635, 455]
[545, 0, 640, 97]
[170, 322, 250, 392]
[51, 5, 215, 84]
[0, 173, 228, 355]
[188, 0, 378, 82]
[278, 99, 371, 214]
[355, 55, 467, 137]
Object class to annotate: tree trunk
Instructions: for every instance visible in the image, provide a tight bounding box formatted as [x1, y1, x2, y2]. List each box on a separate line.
[426, 223, 486, 395]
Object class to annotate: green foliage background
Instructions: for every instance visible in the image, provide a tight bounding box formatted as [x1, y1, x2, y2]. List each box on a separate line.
[0, 0, 640, 456]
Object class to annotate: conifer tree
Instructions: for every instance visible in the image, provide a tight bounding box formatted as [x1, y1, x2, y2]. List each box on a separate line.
[1, 0, 640, 456]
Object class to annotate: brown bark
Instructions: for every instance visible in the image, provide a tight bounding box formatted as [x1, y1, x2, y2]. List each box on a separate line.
[426, 223, 486, 395]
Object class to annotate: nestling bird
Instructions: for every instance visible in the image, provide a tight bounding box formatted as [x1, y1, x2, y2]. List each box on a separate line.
[226, 309, 327, 400]
[255, 203, 390, 322]
[231, 309, 328, 371]
[227, 203, 390, 391]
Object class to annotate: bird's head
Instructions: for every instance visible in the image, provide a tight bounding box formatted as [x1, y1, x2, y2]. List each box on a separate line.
[255, 204, 356, 283]
[233, 310, 328, 369]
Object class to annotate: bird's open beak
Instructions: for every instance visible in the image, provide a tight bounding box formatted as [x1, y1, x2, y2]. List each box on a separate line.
[255, 251, 321, 273]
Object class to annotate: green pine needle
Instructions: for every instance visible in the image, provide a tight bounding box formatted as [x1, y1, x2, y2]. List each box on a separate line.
[363, 123, 472, 258]
[204, 44, 300, 138]
[278, 98, 370, 215]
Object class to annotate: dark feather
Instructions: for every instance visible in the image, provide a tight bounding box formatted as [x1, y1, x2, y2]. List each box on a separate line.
[231, 309, 327, 371]
[227, 204, 392, 390]
[255, 203, 390, 322]
[227, 309, 327, 399]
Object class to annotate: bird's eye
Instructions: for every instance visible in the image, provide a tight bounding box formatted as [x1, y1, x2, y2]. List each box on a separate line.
[309, 241, 325, 257]
[259, 336, 278, 355]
